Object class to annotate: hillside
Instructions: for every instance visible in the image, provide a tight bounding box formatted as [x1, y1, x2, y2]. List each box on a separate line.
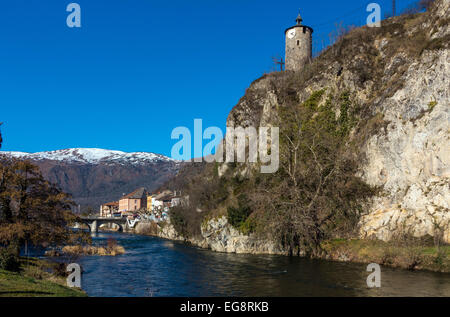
[0, 148, 179, 210]
[161, 0, 449, 259]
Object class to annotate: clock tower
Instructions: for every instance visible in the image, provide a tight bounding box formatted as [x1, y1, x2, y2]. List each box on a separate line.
[285, 12, 313, 72]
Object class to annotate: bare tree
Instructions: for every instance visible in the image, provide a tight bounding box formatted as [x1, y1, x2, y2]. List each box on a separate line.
[252, 90, 374, 256]
[272, 56, 285, 72]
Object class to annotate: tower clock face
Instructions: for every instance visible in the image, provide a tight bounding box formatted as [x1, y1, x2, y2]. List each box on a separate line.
[287, 29, 296, 39]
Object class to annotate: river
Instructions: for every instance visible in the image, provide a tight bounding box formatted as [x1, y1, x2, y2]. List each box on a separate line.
[74, 232, 450, 297]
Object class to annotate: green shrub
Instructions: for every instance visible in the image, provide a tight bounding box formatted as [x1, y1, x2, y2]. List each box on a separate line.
[170, 207, 188, 237]
[170, 205, 204, 239]
[433, 248, 447, 269]
[227, 205, 251, 229]
[0, 247, 20, 272]
[227, 194, 252, 231]
[239, 217, 257, 235]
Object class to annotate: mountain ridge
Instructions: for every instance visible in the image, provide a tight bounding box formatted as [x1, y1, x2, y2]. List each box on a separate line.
[0, 148, 179, 211]
[0, 148, 176, 165]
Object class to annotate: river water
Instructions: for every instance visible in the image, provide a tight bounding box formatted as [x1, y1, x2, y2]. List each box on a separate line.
[75, 232, 450, 297]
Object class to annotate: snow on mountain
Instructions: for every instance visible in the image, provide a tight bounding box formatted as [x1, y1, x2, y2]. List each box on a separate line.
[0, 148, 176, 165]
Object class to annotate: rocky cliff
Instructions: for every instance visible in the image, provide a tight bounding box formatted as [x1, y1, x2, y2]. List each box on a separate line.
[359, 40, 449, 242]
[227, 0, 449, 244]
[160, 0, 450, 254]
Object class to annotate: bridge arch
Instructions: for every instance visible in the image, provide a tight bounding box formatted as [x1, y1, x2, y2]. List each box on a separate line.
[98, 221, 124, 232]
[80, 217, 127, 233]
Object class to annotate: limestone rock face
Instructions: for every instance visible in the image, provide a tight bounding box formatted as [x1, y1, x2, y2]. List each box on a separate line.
[157, 221, 185, 242]
[356, 0, 450, 243]
[359, 50, 450, 242]
[149, 217, 284, 254]
[201, 217, 284, 255]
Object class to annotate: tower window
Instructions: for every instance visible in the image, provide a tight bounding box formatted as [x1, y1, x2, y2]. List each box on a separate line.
[297, 40, 300, 46]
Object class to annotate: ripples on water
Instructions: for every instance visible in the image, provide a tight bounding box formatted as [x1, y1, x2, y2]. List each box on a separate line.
[76, 232, 450, 297]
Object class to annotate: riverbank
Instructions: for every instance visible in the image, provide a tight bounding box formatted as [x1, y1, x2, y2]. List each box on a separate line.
[0, 257, 86, 297]
[321, 239, 450, 273]
[135, 219, 450, 273]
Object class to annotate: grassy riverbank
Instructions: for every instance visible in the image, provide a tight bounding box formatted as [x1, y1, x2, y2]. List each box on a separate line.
[322, 239, 450, 273]
[0, 257, 86, 297]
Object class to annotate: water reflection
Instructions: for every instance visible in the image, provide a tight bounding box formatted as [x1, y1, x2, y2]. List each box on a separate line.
[76, 232, 450, 297]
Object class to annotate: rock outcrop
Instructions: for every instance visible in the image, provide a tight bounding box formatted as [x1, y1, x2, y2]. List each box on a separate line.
[359, 0, 450, 242]
[146, 217, 285, 255]
[200, 217, 284, 254]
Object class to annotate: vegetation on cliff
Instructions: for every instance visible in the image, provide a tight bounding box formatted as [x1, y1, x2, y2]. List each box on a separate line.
[248, 89, 376, 255]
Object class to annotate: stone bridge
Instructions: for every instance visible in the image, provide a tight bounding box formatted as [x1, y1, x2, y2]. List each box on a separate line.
[79, 217, 128, 233]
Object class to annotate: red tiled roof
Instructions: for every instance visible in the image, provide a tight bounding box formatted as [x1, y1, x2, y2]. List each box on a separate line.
[103, 201, 119, 207]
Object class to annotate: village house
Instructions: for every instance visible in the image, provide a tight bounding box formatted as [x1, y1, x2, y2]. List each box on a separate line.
[100, 201, 119, 218]
[119, 187, 148, 212]
[152, 190, 173, 211]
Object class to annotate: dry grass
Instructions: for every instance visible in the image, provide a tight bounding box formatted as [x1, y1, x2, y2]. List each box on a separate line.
[321, 238, 450, 272]
[62, 244, 125, 256]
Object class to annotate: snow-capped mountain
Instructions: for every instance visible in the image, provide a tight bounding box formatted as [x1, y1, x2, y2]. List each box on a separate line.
[1, 148, 176, 165]
[0, 148, 179, 211]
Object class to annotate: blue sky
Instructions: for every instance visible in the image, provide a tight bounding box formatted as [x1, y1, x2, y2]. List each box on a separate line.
[0, 0, 420, 157]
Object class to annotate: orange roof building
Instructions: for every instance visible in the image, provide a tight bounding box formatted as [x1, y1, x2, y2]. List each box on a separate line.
[119, 187, 148, 212]
[100, 201, 119, 217]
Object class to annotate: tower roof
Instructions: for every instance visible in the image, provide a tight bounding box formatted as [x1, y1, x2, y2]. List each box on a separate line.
[285, 11, 313, 34]
[296, 12, 303, 25]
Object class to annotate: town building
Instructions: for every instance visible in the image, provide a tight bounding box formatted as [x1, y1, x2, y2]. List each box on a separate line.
[151, 190, 173, 211]
[119, 187, 148, 212]
[100, 201, 119, 218]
